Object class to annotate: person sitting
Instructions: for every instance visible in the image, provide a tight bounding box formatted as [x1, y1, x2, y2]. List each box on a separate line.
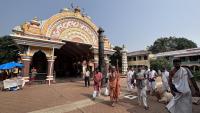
[30, 67, 37, 84]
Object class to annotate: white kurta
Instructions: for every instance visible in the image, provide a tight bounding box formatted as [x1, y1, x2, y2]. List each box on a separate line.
[166, 67, 193, 113]
[144, 69, 150, 91]
[136, 70, 148, 107]
[127, 70, 134, 91]
[149, 70, 157, 91]
[161, 70, 170, 92]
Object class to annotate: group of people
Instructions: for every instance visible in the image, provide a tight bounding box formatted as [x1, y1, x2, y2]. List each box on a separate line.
[86, 66, 120, 107]
[127, 66, 158, 110]
[82, 58, 200, 112]
[126, 58, 200, 113]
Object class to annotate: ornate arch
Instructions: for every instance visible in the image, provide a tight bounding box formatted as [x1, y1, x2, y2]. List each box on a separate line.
[41, 11, 98, 46]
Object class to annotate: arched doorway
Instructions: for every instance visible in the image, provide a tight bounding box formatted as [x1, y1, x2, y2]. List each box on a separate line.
[31, 50, 48, 80]
[54, 41, 93, 78]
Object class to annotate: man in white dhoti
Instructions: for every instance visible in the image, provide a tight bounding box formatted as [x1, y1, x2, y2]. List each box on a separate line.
[167, 59, 200, 113]
[161, 68, 170, 92]
[127, 67, 134, 92]
[148, 68, 157, 95]
[135, 66, 149, 110]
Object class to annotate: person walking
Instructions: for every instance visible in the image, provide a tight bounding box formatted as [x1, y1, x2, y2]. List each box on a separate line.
[109, 66, 120, 107]
[161, 67, 170, 92]
[92, 68, 103, 100]
[135, 66, 149, 110]
[104, 68, 111, 96]
[84, 68, 90, 87]
[166, 58, 200, 113]
[148, 68, 157, 95]
[127, 67, 134, 92]
[144, 66, 150, 93]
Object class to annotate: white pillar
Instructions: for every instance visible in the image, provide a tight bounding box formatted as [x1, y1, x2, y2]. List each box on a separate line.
[121, 45, 128, 75]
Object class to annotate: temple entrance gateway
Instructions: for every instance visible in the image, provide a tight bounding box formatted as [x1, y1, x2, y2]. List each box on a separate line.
[10, 7, 115, 81]
[54, 41, 93, 78]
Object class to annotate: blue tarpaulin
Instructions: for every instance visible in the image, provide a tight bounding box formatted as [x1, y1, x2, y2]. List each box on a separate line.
[0, 61, 24, 70]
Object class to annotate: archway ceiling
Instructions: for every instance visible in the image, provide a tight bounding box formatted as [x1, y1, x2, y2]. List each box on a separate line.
[56, 41, 93, 59]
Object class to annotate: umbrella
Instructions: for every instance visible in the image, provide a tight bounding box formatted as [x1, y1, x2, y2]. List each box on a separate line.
[0, 61, 24, 70]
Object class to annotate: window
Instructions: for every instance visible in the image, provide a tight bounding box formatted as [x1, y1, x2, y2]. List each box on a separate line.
[138, 56, 142, 60]
[180, 57, 186, 62]
[133, 57, 136, 61]
[189, 56, 198, 62]
[128, 57, 132, 61]
[144, 55, 148, 60]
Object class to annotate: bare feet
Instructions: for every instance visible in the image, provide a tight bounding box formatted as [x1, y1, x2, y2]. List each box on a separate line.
[111, 102, 115, 107]
[144, 106, 149, 110]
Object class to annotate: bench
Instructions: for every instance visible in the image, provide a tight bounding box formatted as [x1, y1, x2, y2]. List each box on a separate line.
[46, 76, 54, 85]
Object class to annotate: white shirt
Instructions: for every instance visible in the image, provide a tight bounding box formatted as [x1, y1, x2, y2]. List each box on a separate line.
[173, 67, 193, 94]
[127, 70, 134, 81]
[82, 66, 87, 75]
[149, 70, 157, 79]
[85, 71, 90, 77]
[144, 69, 150, 78]
[162, 70, 169, 83]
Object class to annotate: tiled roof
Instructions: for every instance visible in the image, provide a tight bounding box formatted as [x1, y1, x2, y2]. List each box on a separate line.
[156, 48, 200, 57]
[127, 50, 150, 56]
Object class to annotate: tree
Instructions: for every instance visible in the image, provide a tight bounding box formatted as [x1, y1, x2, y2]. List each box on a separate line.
[0, 35, 21, 64]
[148, 37, 197, 54]
[110, 46, 122, 70]
[150, 57, 172, 72]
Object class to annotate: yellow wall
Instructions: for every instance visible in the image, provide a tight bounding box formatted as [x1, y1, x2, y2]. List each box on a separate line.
[29, 46, 52, 57]
[128, 60, 150, 67]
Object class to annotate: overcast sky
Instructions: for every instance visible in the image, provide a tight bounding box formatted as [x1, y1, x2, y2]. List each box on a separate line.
[0, 0, 200, 51]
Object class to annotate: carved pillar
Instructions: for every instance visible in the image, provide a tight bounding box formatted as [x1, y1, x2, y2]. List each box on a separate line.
[98, 27, 106, 86]
[47, 56, 56, 77]
[21, 56, 32, 77]
[98, 27, 105, 73]
[121, 45, 128, 75]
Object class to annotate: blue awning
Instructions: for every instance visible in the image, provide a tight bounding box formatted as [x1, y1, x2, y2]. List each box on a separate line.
[0, 61, 24, 70]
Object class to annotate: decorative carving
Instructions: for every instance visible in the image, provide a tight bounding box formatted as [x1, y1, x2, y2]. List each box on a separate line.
[46, 18, 98, 46]
[41, 11, 98, 36]
[103, 37, 111, 49]
[74, 7, 81, 13]
[21, 17, 41, 35]
[30, 17, 40, 26]
[12, 8, 112, 49]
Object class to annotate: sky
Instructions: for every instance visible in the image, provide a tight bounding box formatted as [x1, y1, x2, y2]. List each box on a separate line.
[0, 0, 200, 52]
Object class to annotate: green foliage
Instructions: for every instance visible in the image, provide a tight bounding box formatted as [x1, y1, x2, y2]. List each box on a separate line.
[110, 46, 122, 68]
[192, 71, 200, 81]
[0, 35, 21, 64]
[148, 36, 197, 54]
[150, 57, 172, 71]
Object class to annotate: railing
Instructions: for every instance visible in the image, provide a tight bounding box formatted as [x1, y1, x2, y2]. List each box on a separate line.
[181, 61, 200, 65]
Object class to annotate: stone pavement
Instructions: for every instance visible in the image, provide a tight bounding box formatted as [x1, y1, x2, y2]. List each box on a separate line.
[0, 77, 199, 113]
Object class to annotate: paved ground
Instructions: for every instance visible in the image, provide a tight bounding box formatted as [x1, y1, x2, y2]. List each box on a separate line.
[0, 77, 199, 113]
